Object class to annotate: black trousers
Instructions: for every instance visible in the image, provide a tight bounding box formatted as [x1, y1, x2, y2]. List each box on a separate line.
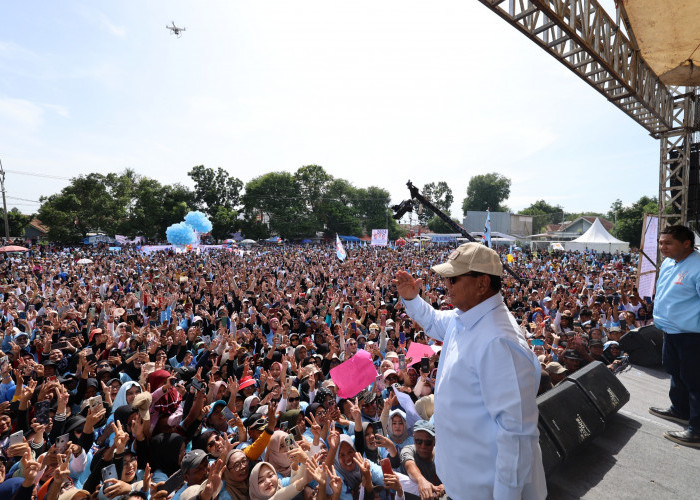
[662, 332, 700, 433]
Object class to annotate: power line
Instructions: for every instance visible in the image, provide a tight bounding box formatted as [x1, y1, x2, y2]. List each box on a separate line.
[7, 195, 41, 204]
[4, 169, 72, 181]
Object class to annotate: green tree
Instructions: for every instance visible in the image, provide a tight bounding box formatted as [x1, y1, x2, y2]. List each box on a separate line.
[608, 196, 658, 246]
[520, 200, 564, 233]
[1, 208, 32, 238]
[320, 179, 362, 237]
[427, 215, 460, 234]
[294, 165, 332, 234]
[128, 178, 196, 240]
[419, 182, 454, 226]
[188, 166, 243, 217]
[356, 186, 404, 239]
[37, 173, 128, 242]
[243, 172, 314, 239]
[462, 173, 511, 214]
[211, 206, 239, 241]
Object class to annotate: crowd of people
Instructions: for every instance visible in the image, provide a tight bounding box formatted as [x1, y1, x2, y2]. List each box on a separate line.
[0, 241, 647, 499]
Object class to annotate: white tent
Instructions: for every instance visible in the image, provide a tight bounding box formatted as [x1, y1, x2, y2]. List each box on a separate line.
[565, 218, 629, 253]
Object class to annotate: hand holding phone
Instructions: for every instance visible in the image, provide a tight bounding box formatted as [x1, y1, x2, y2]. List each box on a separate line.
[102, 464, 118, 482]
[380, 457, 393, 477]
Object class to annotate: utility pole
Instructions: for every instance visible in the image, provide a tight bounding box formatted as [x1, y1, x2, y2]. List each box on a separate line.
[0, 158, 9, 240]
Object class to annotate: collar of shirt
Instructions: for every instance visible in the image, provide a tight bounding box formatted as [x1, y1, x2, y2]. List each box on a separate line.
[457, 293, 504, 331]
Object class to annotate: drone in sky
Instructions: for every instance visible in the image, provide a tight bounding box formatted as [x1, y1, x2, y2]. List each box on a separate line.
[166, 21, 186, 37]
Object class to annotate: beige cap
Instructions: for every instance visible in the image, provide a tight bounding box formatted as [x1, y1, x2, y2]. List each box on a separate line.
[132, 391, 152, 420]
[431, 243, 503, 277]
[545, 362, 567, 375]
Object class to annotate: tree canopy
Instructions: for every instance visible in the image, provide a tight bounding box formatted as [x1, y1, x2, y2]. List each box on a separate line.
[607, 196, 658, 246]
[418, 182, 454, 226]
[462, 173, 511, 214]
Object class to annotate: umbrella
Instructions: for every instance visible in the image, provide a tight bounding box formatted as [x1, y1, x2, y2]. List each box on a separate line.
[240, 239, 256, 245]
[0, 245, 29, 252]
[77, 258, 94, 264]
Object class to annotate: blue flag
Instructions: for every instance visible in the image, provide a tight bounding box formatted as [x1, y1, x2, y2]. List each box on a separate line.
[336, 234, 347, 261]
[482, 210, 492, 248]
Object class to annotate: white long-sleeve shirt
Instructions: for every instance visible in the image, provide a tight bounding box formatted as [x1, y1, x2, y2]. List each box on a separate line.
[403, 293, 546, 500]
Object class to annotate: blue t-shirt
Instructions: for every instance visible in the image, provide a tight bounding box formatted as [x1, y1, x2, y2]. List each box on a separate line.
[654, 251, 700, 333]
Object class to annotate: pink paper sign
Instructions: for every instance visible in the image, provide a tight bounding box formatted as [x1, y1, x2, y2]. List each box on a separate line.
[330, 349, 377, 399]
[405, 342, 436, 366]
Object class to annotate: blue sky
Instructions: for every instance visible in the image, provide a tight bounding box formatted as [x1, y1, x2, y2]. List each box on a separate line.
[0, 1, 658, 221]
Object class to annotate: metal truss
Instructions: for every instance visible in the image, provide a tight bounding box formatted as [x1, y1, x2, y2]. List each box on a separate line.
[477, 0, 700, 233]
[658, 88, 700, 230]
[477, 0, 675, 135]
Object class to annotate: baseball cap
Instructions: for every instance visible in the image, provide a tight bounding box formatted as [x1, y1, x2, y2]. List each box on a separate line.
[244, 413, 268, 430]
[181, 449, 208, 471]
[383, 369, 398, 381]
[207, 400, 227, 418]
[545, 362, 567, 375]
[431, 242, 503, 277]
[413, 419, 435, 436]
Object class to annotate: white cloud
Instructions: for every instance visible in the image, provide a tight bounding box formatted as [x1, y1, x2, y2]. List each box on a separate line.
[0, 97, 44, 129]
[98, 12, 126, 37]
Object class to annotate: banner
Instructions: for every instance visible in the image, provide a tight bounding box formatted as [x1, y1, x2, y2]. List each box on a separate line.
[637, 214, 658, 300]
[371, 229, 388, 247]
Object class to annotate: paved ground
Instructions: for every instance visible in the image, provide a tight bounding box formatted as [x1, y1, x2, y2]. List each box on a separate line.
[546, 365, 700, 499]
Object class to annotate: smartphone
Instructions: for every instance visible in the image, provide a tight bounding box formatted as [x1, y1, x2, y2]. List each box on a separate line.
[202, 335, 211, 345]
[160, 469, 185, 494]
[350, 322, 356, 332]
[35, 400, 51, 425]
[83, 347, 93, 357]
[380, 457, 393, 477]
[284, 433, 297, 450]
[139, 344, 147, 353]
[644, 296, 652, 305]
[220, 317, 227, 328]
[55, 433, 70, 453]
[371, 421, 384, 437]
[222, 406, 235, 421]
[89, 395, 104, 413]
[374, 374, 385, 391]
[398, 354, 406, 371]
[421, 357, 430, 374]
[280, 421, 289, 432]
[399, 332, 406, 345]
[9, 430, 24, 446]
[191, 378, 205, 392]
[101, 464, 118, 482]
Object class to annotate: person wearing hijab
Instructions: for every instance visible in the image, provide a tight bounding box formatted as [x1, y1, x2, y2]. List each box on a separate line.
[330, 435, 381, 500]
[383, 409, 413, 452]
[248, 460, 313, 500]
[112, 381, 142, 410]
[149, 433, 186, 483]
[242, 395, 261, 418]
[359, 422, 400, 470]
[220, 449, 251, 500]
[264, 431, 293, 478]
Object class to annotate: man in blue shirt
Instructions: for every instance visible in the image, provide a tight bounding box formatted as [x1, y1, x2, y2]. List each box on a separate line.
[649, 224, 700, 448]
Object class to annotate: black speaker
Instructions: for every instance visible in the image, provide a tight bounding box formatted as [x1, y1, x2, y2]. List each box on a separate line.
[565, 360, 630, 419]
[538, 421, 564, 473]
[619, 325, 663, 367]
[537, 380, 605, 457]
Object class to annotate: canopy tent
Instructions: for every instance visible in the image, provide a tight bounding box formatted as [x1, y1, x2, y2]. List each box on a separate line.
[565, 218, 629, 253]
[338, 235, 362, 242]
[622, 1, 700, 85]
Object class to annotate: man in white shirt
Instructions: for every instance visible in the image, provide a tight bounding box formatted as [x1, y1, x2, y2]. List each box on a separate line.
[394, 243, 546, 500]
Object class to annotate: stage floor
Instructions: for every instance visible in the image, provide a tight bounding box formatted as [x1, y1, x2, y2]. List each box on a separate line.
[546, 365, 700, 499]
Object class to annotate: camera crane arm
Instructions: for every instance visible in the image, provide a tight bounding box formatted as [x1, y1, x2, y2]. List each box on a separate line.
[392, 181, 525, 285]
